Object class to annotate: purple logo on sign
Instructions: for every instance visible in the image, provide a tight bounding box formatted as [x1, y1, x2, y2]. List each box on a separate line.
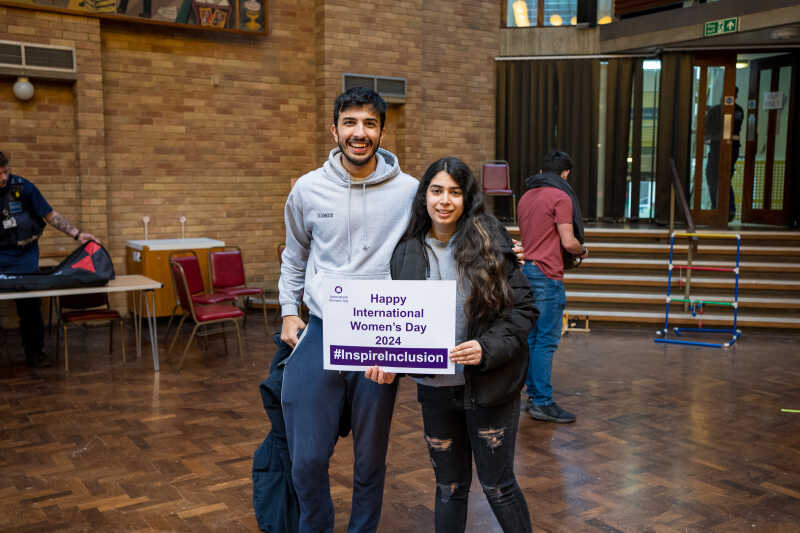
[335, 285, 343, 294]
[329, 345, 448, 369]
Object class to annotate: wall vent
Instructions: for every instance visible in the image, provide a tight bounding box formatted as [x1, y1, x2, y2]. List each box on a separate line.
[0, 42, 23, 66]
[342, 73, 407, 103]
[25, 46, 75, 71]
[0, 40, 76, 73]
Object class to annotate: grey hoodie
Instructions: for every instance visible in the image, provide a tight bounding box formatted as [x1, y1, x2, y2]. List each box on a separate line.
[279, 147, 419, 318]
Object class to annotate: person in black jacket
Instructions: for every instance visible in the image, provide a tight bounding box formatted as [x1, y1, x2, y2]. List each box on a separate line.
[367, 157, 537, 533]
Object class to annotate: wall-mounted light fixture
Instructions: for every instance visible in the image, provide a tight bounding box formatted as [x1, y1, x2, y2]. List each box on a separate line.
[12, 76, 34, 101]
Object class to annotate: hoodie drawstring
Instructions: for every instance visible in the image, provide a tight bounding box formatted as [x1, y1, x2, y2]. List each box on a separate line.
[361, 182, 368, 252]
[346, 179, 352, 262]
[345, 180, 370, 262]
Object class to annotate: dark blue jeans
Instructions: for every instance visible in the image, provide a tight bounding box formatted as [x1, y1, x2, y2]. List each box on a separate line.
[281, 315, 398, 533]
[418, 385, 532, 533]
[523, 262, 565, 406]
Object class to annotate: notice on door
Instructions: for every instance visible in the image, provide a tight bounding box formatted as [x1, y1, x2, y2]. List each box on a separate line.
[322, 280, 456, 374]
[763, 91, 784, 110]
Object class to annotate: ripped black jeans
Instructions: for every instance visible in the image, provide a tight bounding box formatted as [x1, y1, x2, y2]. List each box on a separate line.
[418, 385, 532, 533]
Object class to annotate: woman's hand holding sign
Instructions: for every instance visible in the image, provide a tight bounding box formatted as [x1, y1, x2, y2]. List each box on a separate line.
[365, 366, 396, 384]
[449, 340, 483, 365]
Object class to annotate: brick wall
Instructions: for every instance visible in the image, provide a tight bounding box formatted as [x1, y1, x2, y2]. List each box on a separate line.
[0, 1, 499, 322]
[314, 0, 424, 174]
[420, 2, 499, 175]
[315, 1, 499, 179]
[0, 8, 103, 257]
[0, 8, 104, 326]
[100, 7, 317, 290]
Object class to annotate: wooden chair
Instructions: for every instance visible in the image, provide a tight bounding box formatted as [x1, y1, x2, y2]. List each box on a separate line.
[209, 246, 267, 331]
[168, 261, 245, 370]
[56, 293, 125, 371]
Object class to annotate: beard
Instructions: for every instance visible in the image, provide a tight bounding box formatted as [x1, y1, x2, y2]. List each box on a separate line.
[339, 137, 381, 168]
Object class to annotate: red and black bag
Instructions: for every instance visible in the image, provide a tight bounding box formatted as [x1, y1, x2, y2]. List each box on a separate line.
[0, 241, 115, 291]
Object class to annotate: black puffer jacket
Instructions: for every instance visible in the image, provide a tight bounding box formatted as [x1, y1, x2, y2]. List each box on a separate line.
[390, 215, 537, 409]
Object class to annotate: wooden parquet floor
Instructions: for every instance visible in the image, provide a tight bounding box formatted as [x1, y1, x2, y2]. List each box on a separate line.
[1, 317, 799, 532]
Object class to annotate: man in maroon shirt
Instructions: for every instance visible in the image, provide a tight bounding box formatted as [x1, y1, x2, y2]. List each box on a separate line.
[517, 151, 588, 423]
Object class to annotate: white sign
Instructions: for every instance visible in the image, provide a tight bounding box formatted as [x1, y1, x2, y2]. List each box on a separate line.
[323, 279, 456, 374]
[763, 91, 784, 110]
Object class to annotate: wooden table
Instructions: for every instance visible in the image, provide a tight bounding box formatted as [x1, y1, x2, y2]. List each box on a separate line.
[126, 238, 226, 317]
[0, 275, 163, 372]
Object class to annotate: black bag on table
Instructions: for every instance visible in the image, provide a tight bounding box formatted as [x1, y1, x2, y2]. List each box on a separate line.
[0, 241, 115, 292]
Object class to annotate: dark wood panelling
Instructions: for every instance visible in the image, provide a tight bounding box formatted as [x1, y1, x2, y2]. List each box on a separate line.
[614, 0, 681, 17]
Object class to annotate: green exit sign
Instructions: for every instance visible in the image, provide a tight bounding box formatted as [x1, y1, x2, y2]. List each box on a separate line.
[704, 17, 739, 37]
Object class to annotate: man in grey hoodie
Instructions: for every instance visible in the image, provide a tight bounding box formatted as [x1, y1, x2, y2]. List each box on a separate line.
[278, 87, 419, 533]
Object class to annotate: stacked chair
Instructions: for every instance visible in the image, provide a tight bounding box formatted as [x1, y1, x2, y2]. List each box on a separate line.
[167, 252, 244, 370]
[209, 246, 269, 331]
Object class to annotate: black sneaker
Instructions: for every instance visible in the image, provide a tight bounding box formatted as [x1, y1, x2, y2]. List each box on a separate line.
[527, 401, 576, 423]
[25, 352, 54, 368]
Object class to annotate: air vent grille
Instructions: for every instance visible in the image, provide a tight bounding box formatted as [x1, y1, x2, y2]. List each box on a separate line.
[25, 46, 75, 70]
[0, 41, 75, 72]
[0, 42, 23, 67]
[344, 75, 375, 92]
[342, 73, 407, 102]
[376, 77, 406, 98]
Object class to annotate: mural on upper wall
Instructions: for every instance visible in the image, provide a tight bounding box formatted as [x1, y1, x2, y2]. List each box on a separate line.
[2, 0, 266, 33]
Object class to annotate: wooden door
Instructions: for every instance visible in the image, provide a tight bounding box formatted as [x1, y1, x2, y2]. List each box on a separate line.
[689, 53, 737, 227]
[741, 54, 797, 225]
[382, 104, 405, 166]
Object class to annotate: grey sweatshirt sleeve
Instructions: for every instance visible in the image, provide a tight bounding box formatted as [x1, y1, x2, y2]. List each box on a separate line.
[278, 188, 311, 317]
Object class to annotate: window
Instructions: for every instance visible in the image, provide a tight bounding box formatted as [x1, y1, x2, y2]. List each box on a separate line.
[506, 1, 613, 27]
[543, 0, 577, 26]
[508, 0, 537, 26]
[624, 59, 661, 220]
[597, 0, 613, 24]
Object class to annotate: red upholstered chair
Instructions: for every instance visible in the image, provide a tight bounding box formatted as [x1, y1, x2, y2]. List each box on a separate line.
[56, 293, 125, 371]
[165, 251, 235, 342]
[168, 261, 245, 370]
[481, 160, 516, 224]
[209, 247, 268, 331]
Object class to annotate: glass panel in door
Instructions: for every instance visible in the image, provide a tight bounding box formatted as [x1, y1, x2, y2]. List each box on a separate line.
[770, 65, 791, 210]
[690, 65, 726, 215]
[753, 68, 771, 210]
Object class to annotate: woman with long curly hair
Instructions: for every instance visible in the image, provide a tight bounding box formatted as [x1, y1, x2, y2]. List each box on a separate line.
[367, 156, 537, 532]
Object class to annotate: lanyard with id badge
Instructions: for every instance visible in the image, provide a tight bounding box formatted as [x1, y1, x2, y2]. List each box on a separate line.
[2, 185, 24, 231]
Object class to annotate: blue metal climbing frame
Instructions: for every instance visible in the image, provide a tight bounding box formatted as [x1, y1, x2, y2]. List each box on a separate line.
[654, 232, 742, 348]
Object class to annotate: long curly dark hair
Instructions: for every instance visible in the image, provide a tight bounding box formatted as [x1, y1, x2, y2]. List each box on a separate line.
[402, 157, 513, 322]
